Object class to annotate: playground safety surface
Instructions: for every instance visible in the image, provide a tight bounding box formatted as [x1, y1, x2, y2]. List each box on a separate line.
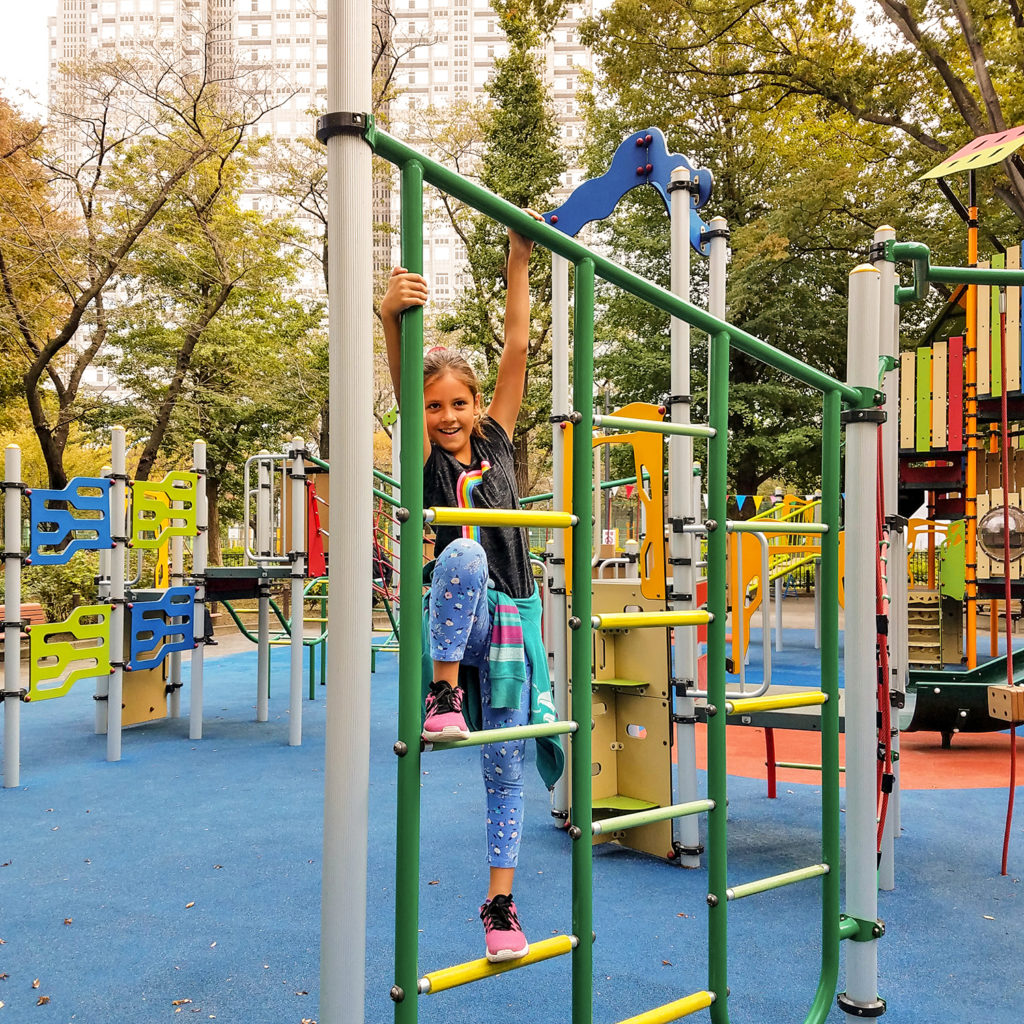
[1, 627, 1021, 1023]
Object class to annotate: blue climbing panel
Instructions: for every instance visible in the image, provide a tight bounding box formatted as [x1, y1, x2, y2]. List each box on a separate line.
[127, 587, 196, 671]
[543, 127, 714, 252]
[29, 477, 112, 565]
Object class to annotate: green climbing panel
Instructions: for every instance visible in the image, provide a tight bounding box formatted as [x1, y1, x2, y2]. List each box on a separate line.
[131, 472, 198, 548]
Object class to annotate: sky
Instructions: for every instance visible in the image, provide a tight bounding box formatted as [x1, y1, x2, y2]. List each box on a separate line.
[0, 2, 51, 116]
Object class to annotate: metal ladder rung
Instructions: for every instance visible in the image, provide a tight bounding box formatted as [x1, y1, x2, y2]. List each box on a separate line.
[417, 934, 576, 995]
[424, 506, 577, 529]
[426, 719, 578, 750]
[725, 863, 829, 902]
[725, 691, 826, 715]
[591, 610, 712, 630]
[592, 799, 715, 836]
[614, 989, 716, 1023]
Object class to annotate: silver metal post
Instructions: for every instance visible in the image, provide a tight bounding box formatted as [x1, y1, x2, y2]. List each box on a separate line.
[289, 438, 306, 747]
[189, 440, 208, 741]
[4, 444, 23, 787]
[842, 263, 884, 1019]
[107, 427, 127, 762]
[95, 465, 112, 733]
[320, 1, 372, 1018]
[669, 165, 701, 868]
[256, 450, 271, 722]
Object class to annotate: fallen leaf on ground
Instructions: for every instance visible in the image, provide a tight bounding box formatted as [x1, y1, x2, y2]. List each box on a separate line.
[64, 918, 72, 925]
[983, 914, 995, 920]
[295, 990, 308, 996]
[185, 902, 195, 909]
[36, 996, 50, 1005]
[662, 960, 672, 966]
[428, 879, 439, 885]
[32, 979, 39, 988]
[172, 999, 193, 1006]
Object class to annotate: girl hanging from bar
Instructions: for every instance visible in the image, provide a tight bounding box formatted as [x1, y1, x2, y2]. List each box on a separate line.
[380, 209, 563, 964]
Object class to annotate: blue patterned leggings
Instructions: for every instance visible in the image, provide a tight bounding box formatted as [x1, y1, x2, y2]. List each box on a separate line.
[428, 538, 530, 869]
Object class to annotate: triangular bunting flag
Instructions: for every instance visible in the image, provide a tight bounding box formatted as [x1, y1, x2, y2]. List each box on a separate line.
[735, 494, 747, 512]
[752, 495, 764, 511]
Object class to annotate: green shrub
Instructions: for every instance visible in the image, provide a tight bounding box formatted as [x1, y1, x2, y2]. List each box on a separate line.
[0, 554, 100, 622]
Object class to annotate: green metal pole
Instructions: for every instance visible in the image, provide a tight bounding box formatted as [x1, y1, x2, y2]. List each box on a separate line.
[706, 330, 731, 1024]
[804, 389, 842, 1024]
[394, 159, 425, 1024]
[320, 595, 327, 689]
[570, 258, 595, 1024]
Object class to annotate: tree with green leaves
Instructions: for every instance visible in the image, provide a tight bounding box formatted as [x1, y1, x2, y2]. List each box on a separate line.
[436, 3, 567, 494]
[0, 25, 290, 488]
[101, 286, 323, 564]
[578, 0, 973, 493]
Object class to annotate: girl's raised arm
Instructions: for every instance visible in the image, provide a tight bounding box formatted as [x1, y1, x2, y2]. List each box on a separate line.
[380, 267, 431, 461]
[486, 210, 542, 439]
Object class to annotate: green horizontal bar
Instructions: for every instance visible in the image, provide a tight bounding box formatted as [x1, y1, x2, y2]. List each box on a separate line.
[727, 520, 827, 535]
[427, 719, 578, 750]
[726, 863, 829, 901]
[374, 486, 402, 508]
[306, 452, 330, 472]
[369, 126, 864, 405]
[593, 414, 715, 438]
[373, 467, 401, 491]
[592, 798, 714, 835]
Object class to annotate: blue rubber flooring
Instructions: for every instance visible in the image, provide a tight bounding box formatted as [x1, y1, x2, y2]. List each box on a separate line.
[1, 635, 1022, 1023]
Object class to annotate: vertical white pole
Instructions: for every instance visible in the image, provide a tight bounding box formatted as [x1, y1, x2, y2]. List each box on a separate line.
[842, 264, 884, 1019]
[289, 438, 306, 747]
[550, 252, 570, 819]
[168, 521, 184, 717]
[668, 165, 701, 867]
[3, 445, 23, 787]
[189, 441, 208, 741]
[107, 427, 127, 763]
[321, 1, 372, 1019]
[875, 225, 901, 891]
[95, 466, 112, 733]
[256, 450, 271, 722]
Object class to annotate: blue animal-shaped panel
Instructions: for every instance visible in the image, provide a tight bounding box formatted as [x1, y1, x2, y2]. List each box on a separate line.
[127, 587, 195, 672]
[543, 127, 714, 253]
[29, 477, 112, 566]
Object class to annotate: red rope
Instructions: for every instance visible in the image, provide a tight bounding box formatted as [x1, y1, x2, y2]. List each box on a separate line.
[997, 302, 1017, 876]
[874, 426, 893, 851]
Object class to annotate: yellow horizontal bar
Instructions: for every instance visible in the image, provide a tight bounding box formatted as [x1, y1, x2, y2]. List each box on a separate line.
[592, 610, 712, 630]
[616, 990, 715, 1024]
[419, 934, 575, 994]
[426, 506, 576, 528]
[726, 691, 827, 715]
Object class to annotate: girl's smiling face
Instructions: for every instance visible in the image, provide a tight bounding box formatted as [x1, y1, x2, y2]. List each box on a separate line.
[424, 371, 481, 462]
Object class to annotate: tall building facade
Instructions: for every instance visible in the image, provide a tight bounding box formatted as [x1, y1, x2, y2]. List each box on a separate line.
[389, 1, 598, 306]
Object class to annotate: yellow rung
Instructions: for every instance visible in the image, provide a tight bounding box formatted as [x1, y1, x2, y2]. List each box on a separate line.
[616, 990, 715, 1023]
[592, 610, 712, 630]
[726, 691, 827, 715]
[426, 506, 576, 528]
[418, 934, 575, 995]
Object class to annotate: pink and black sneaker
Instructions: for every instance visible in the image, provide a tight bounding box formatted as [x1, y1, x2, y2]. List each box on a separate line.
[479, 893, 529, 963]
[421, 680, 470, 742]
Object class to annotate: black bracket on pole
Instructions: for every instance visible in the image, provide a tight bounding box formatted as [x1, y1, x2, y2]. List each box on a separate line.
[316, 111, 370, 145]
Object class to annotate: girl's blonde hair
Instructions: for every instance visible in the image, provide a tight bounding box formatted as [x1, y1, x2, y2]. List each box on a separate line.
[423, 347, 487, 438]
